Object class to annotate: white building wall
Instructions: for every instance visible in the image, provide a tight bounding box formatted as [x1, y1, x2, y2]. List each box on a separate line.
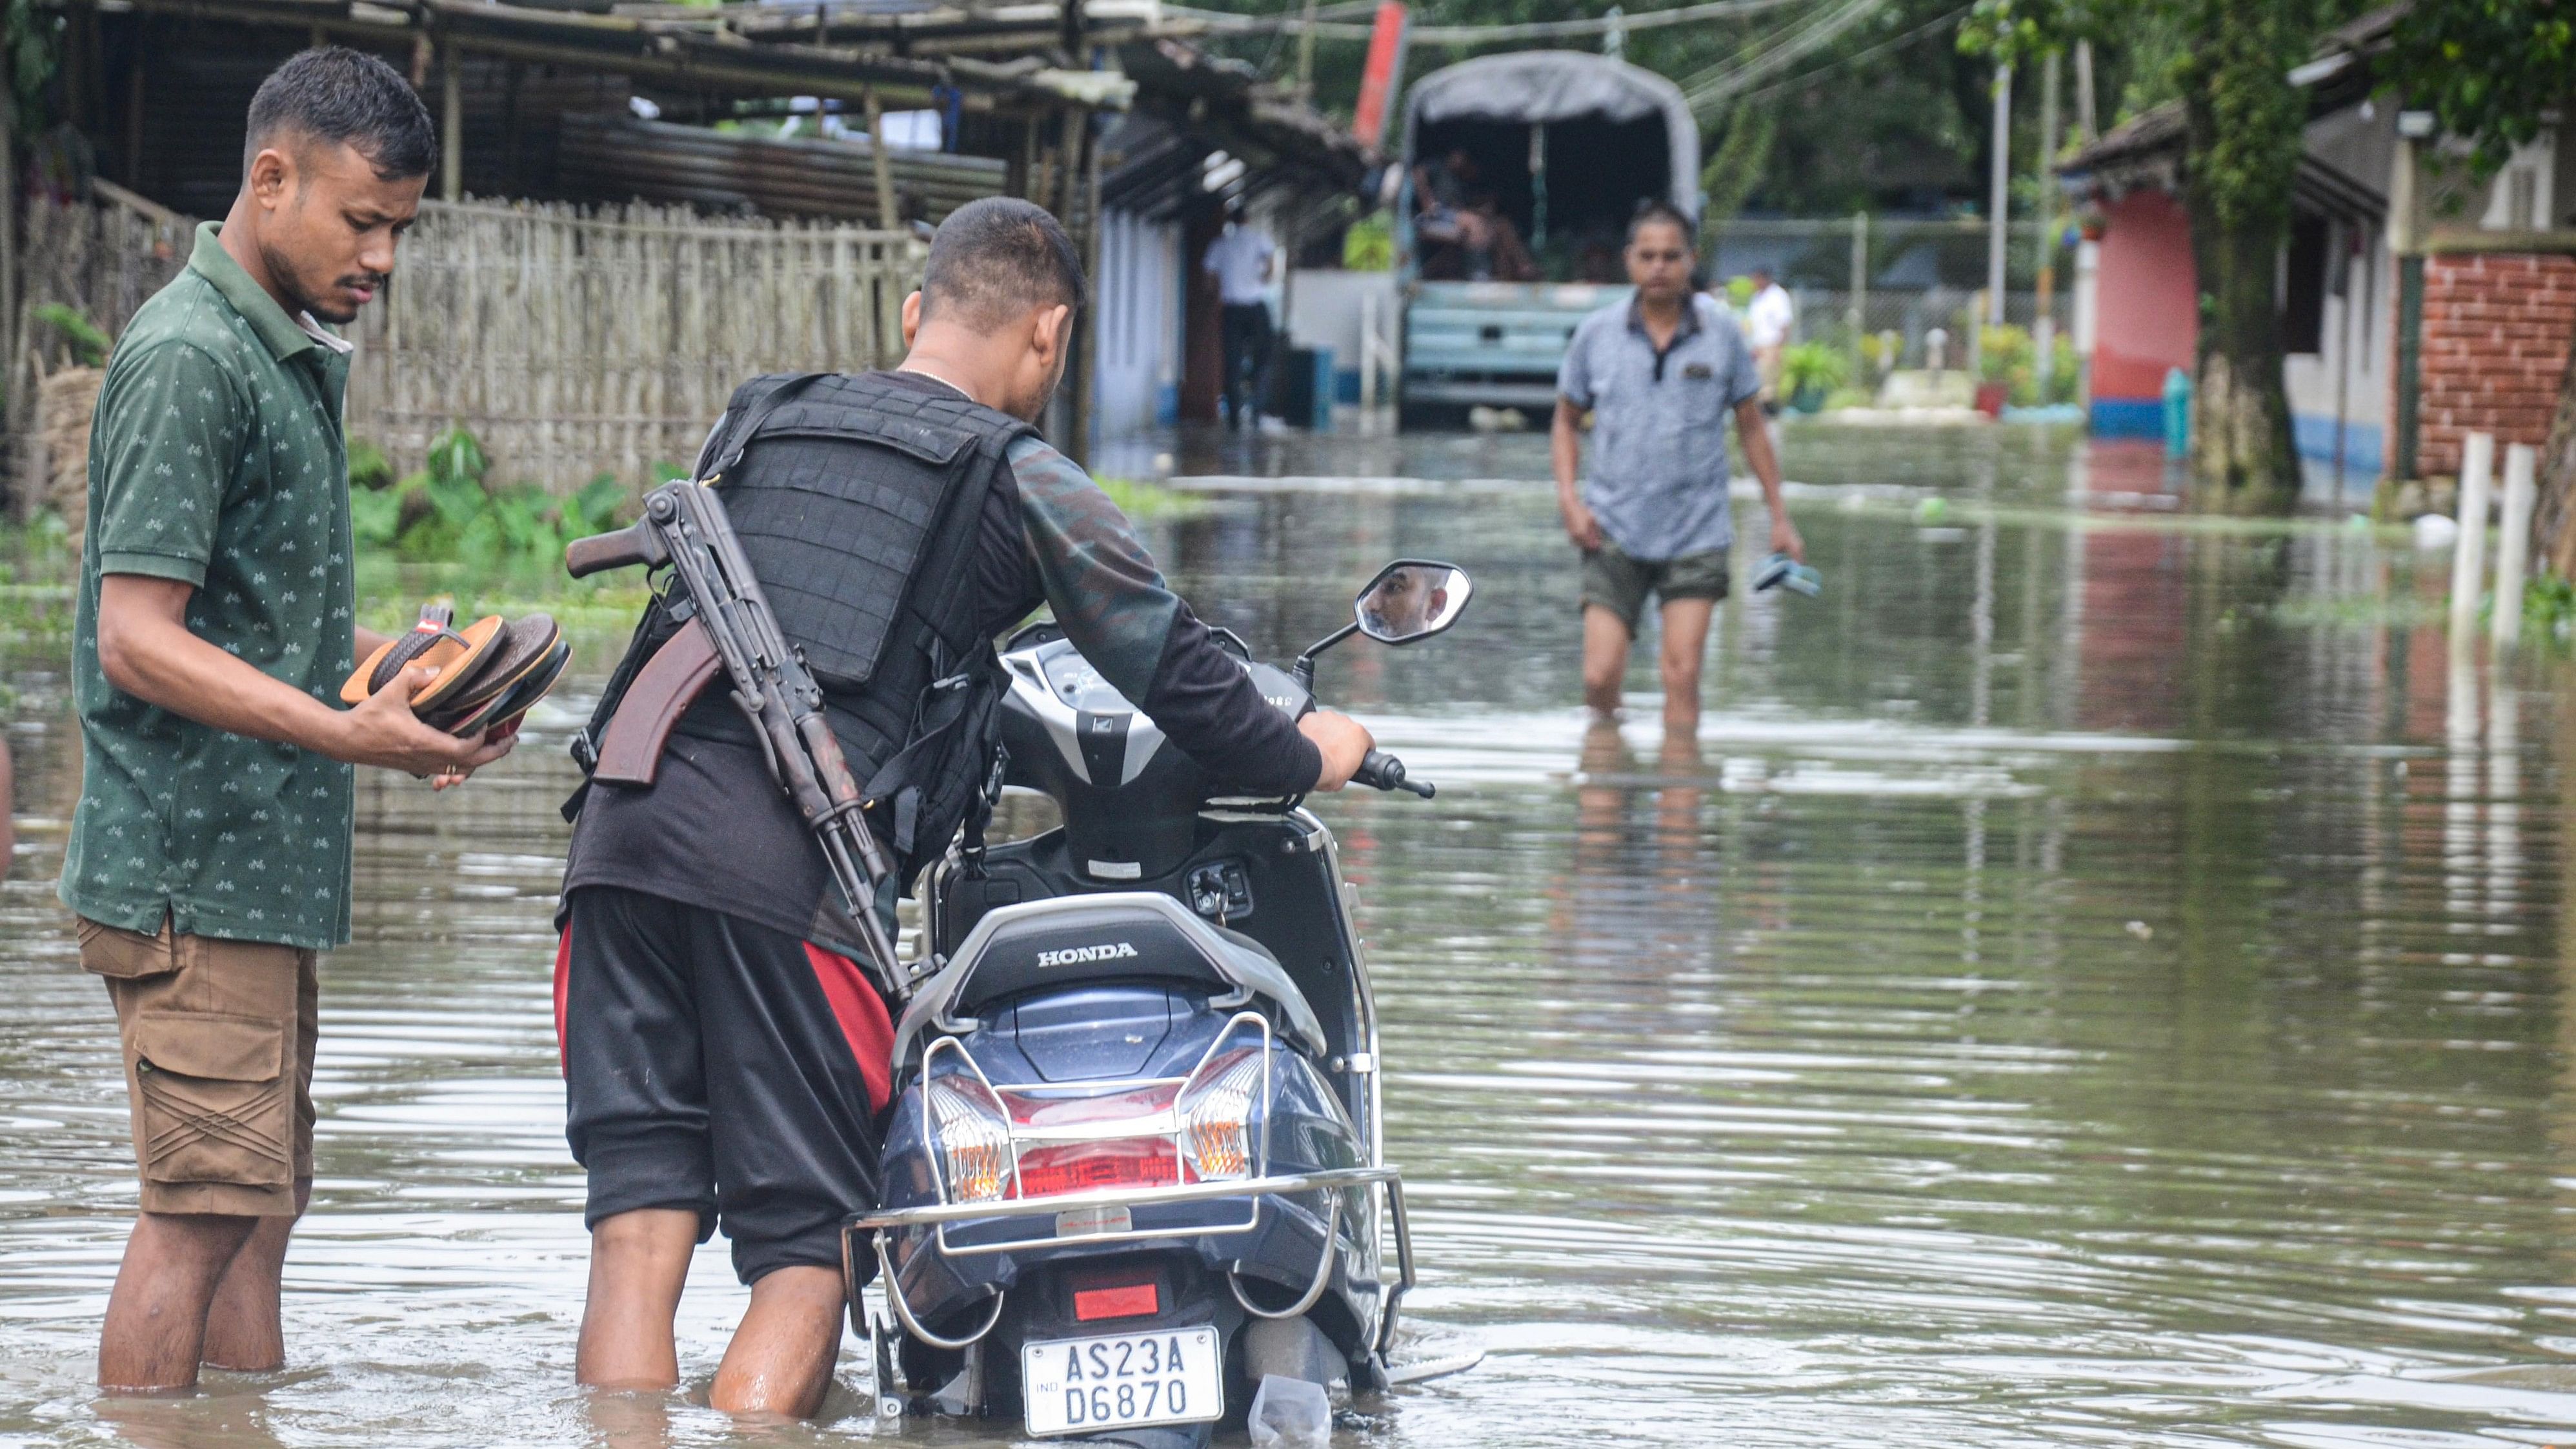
[1094, 208, 1183, 437]
[2283, 215, 2395, 477]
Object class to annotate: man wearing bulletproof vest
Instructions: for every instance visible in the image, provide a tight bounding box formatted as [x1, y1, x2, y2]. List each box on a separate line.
[550, 197, 1375, 1416]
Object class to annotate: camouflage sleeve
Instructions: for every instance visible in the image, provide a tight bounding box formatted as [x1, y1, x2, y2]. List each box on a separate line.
[1009, 435, 1321, 795]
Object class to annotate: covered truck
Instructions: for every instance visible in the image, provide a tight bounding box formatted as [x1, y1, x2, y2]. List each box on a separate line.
[1396, 51, 1701, 419]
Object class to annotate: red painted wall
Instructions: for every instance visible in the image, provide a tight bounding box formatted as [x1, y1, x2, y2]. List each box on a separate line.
[2413, 252, 2576, 477]
[2090, 190, 2199, 401]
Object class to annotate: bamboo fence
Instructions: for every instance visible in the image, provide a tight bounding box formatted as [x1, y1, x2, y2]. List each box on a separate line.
[8, 192, 925, 501]
[348, 199, 926, 487]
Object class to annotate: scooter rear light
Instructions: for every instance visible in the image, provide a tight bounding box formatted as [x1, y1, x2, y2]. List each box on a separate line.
[1178, 1048, 1262, 1182]
[928, 1076, 1014, 1204]
[1016, 1139, 1180, 1199]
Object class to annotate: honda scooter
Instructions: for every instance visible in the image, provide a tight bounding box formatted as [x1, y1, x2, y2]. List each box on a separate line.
[843, 560, 1473, 1444]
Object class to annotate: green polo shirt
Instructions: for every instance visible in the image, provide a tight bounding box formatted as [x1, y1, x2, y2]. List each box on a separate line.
[59, 223, 358, 950]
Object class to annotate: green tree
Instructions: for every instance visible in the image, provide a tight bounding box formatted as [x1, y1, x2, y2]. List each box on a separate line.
[2377, 1, 2576, 571]
[1969, 0, 2337, 512]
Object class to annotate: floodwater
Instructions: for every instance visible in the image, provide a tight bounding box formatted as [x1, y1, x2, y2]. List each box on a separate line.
[6, 423, 2576, 1448]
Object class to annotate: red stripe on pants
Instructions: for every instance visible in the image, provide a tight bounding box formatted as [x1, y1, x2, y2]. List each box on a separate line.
[554, 927, 573, 1076]
[803, 943, 894, 1112]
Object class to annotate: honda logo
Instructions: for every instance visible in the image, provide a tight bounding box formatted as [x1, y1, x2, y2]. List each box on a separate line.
[1036, 942, 1140, 968]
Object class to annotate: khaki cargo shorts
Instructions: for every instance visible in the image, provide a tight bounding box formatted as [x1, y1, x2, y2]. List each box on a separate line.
[1580, 545, 1730, 633]
[77, 917, 317, 1216]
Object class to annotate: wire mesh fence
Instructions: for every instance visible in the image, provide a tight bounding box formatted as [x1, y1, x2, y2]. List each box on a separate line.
[1702, 215, 2079, 376]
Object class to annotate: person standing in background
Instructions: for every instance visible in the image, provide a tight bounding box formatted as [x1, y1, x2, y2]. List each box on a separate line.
[1202, 201, 1276, 429]
[1741, 263, 1795, 413]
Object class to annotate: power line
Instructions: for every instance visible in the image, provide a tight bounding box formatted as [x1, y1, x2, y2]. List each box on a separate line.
[1722, 3, 1968, 106]
[1678, 0, 1887, 114]
[1167, 0, 1809, 44]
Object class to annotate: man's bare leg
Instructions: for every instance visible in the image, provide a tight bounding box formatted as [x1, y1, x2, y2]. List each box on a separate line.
[709, 1266, 845, 1418]
[198, 1177, 309, 1371]
[1657, 597, 1717, 732]
[1582, 604, 1633, 718]
[577, 1208, 699, 1392]
[99, 1212, 264, 1392]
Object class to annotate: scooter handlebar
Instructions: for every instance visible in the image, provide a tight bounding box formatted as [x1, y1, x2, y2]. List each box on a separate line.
[1354, 748, 1434, 798]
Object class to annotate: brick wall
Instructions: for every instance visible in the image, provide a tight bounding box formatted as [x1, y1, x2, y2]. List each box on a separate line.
[2412, 252, 2576, 478]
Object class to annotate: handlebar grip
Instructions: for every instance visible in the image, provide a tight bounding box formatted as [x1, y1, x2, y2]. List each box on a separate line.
[1354, 748, 1434, 798]
[565, 521, 667, 579]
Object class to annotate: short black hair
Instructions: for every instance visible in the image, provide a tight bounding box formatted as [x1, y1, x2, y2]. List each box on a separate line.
[920, 196, 1088, 328]
[1627, 199, 1696, 249]
[244, 47, 438, 181]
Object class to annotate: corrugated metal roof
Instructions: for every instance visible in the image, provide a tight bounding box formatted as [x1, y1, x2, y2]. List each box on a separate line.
[557, 112, 1005, 223]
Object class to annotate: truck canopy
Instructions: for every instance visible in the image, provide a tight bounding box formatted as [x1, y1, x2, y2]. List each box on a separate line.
[1403, 51, 1700, 281]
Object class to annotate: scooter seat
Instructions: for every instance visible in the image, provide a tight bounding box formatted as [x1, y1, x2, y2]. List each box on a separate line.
[896, 892, 1329, 1063]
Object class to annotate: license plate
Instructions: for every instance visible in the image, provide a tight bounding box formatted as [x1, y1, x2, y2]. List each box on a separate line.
[1021, 1325, 1222, 1437]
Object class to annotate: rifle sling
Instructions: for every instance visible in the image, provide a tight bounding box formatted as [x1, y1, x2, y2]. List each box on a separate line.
[592, 620, 724, 787]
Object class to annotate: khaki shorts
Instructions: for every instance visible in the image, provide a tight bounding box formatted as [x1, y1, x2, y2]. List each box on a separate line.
[77, 917, 317, 1217]
[1580, 545, 1730, 632]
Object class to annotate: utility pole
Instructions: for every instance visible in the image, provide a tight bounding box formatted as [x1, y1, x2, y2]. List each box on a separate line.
[1986, 63, 2011, 328]
[2073, 39, 2097, 144]
[1296, 0, 1320, 97]
[2033, 51, 2060, 383]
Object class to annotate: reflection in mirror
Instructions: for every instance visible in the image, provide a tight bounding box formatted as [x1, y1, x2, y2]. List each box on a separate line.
[1354, 561, 1473, 644]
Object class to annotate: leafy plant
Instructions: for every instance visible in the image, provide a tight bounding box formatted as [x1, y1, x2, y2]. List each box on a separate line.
[1977, 323, 2032, 386]
[32, 303, 108, 367]
[1782, 341, 1850, 397]
[1342, 213, 1393, 271]
[348, 426, 642, 567]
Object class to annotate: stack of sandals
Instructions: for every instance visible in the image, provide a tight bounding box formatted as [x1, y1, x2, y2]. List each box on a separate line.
[339, 603, 569, 736]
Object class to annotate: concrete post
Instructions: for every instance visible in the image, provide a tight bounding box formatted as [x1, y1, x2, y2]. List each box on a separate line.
[2493, 442, 2537, 649]
[2450, 431, 2495, 645]
[440, 42, 463, 203]
[2033, 52, 2060, 388]
[863, 87, 898, 231]
[1847, 211, 1867, 376]
[1986, 64, 2011, 328]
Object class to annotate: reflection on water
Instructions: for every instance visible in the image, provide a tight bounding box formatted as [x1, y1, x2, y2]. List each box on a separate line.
[8, 426, 2576, 1446]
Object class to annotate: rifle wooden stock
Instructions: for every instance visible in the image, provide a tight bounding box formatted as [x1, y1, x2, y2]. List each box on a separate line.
[565, 519, 669, 579]
[592, 621, 723, 787]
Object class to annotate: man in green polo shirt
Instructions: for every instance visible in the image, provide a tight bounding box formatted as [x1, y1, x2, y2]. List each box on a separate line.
[61, 48, 516, 1393]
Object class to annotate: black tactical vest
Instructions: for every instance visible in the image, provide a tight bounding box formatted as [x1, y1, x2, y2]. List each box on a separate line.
[576, 370, 1034, 888]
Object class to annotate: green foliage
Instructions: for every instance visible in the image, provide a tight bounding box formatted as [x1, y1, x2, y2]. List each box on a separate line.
[3, 0, 59, 136]
[2522, 571, 2576, 648]
[347, 439, 394, 493]
[350, 426, 643, 568]
[32, 303, 108, 366]
[1977, 323, 2032, 385]
[2046, 332, 2081, 403]
[1342, 213, 1394, 271]
[1698, 106, 1777, 225]
[1096, 477, 1211, 522]
[1782, 341, 1850, 396]
[2380, 0, 2575, 187]
[1721, 274, 1757, 308]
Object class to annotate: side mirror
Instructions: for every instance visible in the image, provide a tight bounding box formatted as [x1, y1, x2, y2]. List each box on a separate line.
[1354, 560, 1472, 645]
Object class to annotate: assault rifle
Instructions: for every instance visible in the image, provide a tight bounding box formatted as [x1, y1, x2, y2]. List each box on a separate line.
[567, 481, 911, 998]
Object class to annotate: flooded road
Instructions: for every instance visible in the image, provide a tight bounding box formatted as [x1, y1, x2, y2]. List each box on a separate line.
[8, 424, 2576, 1447]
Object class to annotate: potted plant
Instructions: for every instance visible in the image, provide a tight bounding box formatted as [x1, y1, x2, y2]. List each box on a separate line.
[1780, 341, 1849, 414]
[1974, 323, 2030, 418]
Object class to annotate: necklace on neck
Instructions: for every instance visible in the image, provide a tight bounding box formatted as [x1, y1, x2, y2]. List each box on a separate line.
[900, 363, 981, 406]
